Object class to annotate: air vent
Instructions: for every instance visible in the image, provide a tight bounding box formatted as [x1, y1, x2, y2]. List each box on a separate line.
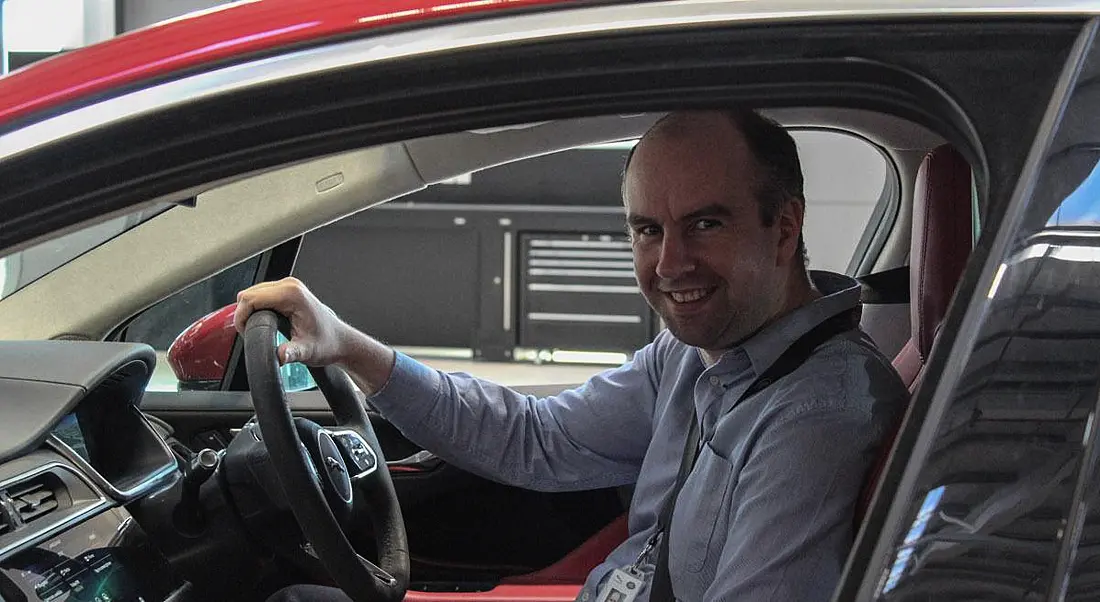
[7, 475, 61, 524]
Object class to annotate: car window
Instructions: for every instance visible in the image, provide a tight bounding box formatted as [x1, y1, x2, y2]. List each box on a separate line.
[276, 331, 318, 393]
[291, 128, 894, 384]
[795, 129, 894, 273]
[0, 204, 172, 300]
[122, 257, 260, 392]
[861, 42, 1100, 601]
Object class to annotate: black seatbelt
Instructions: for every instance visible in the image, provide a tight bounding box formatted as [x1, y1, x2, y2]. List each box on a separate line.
[647, 307, 860, 602]
[857, 265, 910, 305]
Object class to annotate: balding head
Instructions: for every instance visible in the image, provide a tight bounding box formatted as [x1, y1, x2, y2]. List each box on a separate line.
[625, 109, 805, 242]
[621, 109, 812, 358]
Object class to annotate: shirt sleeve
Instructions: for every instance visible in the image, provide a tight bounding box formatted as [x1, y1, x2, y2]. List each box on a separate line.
[700, 404, 881, 602]
[367, 340, 665, 492]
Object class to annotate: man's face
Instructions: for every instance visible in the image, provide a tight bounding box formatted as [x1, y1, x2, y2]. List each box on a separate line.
[623, 113, 794, 354]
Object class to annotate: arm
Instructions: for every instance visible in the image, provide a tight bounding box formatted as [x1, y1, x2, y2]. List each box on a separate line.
[366, 343, 663, 492]
[701, 405, 881, 602]
[234, 277, 661, 492]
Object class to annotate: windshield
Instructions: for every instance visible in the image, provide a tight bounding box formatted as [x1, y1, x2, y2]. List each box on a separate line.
[0, 203, 173, 300]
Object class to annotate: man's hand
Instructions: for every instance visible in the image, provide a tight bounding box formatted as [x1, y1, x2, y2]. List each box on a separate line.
[234, 277, 352, 367]
[235, 278, 397, 394]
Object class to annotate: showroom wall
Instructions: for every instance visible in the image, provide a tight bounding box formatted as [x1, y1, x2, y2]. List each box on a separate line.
[120, 0, 228, 31]
[1, 0, 113, 72]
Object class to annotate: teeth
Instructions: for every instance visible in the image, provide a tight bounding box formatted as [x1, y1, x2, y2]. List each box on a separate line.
[670, 288, 708, 303]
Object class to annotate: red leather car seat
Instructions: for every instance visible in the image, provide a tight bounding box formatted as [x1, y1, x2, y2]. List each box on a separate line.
[856, 143, 973, 522]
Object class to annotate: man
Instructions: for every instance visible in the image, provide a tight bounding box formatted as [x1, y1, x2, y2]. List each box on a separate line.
[245, 109, 906, 602]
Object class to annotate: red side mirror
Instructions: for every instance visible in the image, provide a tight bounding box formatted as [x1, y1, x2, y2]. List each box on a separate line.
[167, 303, 237, 390]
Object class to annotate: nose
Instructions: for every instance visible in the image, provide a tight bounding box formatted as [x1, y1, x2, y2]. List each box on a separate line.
[655, 232, 695, 280]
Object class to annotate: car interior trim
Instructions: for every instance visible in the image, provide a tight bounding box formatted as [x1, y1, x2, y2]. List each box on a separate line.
[0, 461, 110, 561]
[45, 429, 177, 503]
[404, 583, 582, 602]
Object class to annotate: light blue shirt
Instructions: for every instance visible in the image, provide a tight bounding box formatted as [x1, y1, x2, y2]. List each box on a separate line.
[369, 271, 906, 602]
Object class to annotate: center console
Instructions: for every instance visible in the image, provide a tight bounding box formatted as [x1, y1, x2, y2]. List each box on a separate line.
[0, 508, 183, 602]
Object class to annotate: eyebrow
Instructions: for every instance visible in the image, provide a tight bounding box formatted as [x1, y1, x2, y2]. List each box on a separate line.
[626, 203, 734, 227]
[681, 203, 735, 222]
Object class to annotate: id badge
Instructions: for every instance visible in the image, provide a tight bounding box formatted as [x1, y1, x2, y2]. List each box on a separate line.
[595, 568, 644, 602]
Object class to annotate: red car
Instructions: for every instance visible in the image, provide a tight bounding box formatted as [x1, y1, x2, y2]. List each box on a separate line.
[1, 1, 1099, 601]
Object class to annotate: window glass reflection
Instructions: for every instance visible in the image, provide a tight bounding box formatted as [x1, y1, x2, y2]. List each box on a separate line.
[1047, 158, 1100, 227]
[868, 47, 1100, 602]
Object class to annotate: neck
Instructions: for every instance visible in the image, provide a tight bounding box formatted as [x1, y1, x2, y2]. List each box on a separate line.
[785, 267, 822, 312]
[699, 268, 820, 365]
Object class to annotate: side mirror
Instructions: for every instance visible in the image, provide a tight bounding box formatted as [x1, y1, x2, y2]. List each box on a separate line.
[167, 303, 316, 392]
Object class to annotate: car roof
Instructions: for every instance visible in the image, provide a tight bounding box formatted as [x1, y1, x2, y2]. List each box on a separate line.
[2, 0, 1100, 132]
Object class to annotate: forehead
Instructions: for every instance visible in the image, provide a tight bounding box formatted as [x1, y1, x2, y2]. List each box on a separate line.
[623, 116, 759, 219]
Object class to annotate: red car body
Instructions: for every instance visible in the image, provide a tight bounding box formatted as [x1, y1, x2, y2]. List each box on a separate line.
[0, 0, 562, 127]
[167, 303, 238, 388]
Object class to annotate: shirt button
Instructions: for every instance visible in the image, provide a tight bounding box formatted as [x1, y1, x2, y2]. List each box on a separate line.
[709, 375, 721, 387]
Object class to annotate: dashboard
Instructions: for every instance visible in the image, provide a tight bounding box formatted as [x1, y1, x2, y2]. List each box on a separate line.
[0, 342, 186, 602]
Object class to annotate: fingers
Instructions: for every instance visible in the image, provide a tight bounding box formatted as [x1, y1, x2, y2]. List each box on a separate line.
[233, 296, 252, 335]
[234, 277, 306, 334]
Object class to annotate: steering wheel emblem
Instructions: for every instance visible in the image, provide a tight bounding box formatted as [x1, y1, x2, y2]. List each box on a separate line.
[325, 456, 347, 474]
[315, 430, 354, 504]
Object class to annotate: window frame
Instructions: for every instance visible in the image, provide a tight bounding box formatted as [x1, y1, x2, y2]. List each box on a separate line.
[109, 236, 303, 392]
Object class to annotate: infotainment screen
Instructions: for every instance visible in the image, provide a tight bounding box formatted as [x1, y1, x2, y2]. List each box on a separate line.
[0, 509, 182, 602]
[50, 414, 90, 463]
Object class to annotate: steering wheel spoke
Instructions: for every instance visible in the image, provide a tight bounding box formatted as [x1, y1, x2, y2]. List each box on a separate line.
[359, 554, 398, 587]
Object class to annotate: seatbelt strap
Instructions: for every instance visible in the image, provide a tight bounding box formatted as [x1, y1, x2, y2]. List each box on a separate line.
[647, 307, 860, 602]
[858, 265, 909, 304]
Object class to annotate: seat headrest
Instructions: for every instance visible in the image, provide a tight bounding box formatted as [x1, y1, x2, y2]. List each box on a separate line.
[911, 144, 973, 359]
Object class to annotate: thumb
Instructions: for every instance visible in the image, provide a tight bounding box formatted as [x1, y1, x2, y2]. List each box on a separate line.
[278, 341, 303, 365]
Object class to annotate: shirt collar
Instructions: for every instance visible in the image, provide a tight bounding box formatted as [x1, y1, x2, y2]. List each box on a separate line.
[706, 270, 862, 380]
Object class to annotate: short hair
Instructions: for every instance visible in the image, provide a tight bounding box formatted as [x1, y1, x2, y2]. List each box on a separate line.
[623, 108, 808, 262]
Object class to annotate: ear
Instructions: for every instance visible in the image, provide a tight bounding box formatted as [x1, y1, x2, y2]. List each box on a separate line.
[775, 197, 804, 267]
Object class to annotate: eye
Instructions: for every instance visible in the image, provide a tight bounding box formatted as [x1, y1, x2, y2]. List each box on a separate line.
[632, 224, 661, 238]
[692, 218, 722, 231]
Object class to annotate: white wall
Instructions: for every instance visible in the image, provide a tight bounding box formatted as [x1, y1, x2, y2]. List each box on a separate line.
[1, 0, 114, 77]
[3, 0, 83, 52]
[121, 0, 230, 31]
[83, 0, 116, 44]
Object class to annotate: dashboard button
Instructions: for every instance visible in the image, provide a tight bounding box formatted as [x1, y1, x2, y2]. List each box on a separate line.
[34, 572, 65, 596]
[82, 549, 112, 566]
[41, 585, 70, 602]
[53, 559, 84, 581]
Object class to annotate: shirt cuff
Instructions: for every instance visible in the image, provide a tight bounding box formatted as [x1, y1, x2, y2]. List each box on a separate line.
[367, 351, 443, 425]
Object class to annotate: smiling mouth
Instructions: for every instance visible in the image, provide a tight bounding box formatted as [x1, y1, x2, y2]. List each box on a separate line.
[666, 287, 717, 304]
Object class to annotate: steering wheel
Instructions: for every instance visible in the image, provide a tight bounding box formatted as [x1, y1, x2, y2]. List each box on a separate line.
[242, 310, 410, 602]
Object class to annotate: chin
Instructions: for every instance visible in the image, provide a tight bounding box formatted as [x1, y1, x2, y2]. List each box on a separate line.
[663, 324, 717, 349]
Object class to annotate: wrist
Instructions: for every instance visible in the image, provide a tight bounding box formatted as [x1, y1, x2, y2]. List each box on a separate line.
[334, 324, 395, 394]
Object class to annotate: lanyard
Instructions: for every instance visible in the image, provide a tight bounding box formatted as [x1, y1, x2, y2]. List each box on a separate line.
[645, 307, 860, 601]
